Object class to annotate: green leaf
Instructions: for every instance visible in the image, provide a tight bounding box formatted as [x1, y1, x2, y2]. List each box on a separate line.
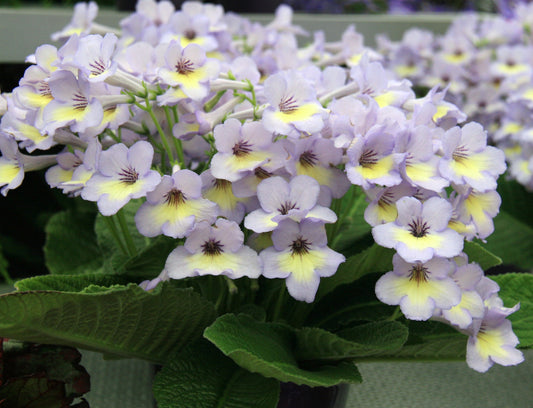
[490, 273, 533, 348]
[0, 281, 217, 364]
[483, 211, 533, 270]
[383, 321, 466, 361]
[15, 273, 132, 292]
[497, 178, 533, 228]
[317, 244, 394, 299]
[295, 321, 408, 362]
[44, 210, 103, 275]
[463, 241, 502, 271]
[204, 313, 362, 387]
[308, 273, 395, 331]
[153, 340, 280, 408]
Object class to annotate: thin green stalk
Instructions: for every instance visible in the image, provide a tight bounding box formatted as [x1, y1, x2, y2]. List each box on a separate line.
[163, 106, 185, 167]
[103, 216, 129, 255]
[0, 252, 13, 286]
[143, 99, 176, 166]
[204, 90, 227, 112]
[115, 209, 137, 256]
[271, 285, 286, 322]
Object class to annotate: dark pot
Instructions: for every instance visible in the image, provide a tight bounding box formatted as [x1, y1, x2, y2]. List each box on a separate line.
[277, 383, 349, 408]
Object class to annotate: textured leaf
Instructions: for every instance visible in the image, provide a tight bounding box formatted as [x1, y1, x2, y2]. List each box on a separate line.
[383, 321, 466, 361]
[15, 273, 131, 292]
[0, 281, 216, 364]
[153, 340, 280, 408]
[295, 321, 408, 361]
[490, 273, 533, 348]
[204, 314, 362, 386]
[44, 210, 103, 275]
[484, 211, 533, 270]
[463, 241, 502, 271]
[317, 244, 394, 299]
[308, 273, 395, 331]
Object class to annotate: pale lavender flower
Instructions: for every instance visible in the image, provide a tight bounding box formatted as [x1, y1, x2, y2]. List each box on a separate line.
[262, 70, 326, 137]
[466, 305, 524, 373]
[244, 175, 337, 233]
[375, 254, 461, 321]
[260, 219, 344, 303]
[210, 118, 278, 182]
[43, 70, 104, 135]
[164, 218, 262, 280]
[135, 169, 217, 238]
[51, 1, 99, 41]
[439, 122, 506, 192]
[345, 127, 403, 190]
[285, 136, 351, 199]
[82, 140, 161, 215]
[372, 196, 464, 263]
[157, 42, 220, 101]
[437, 261, 485, 329]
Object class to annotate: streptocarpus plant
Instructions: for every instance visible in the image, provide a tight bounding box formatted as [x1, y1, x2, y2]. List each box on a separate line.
[0, 2, 531, 407]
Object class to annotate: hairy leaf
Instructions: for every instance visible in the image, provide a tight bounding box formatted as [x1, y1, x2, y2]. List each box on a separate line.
[204, 314, 362, 386]
[0, 281, 216, 364]
[153, 340, 280, 408]
[295, 321, 408, 361]
[44, 210, 102, 275]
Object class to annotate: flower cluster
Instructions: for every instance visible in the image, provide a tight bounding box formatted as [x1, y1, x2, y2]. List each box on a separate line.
[379, 2, 533, 191]
[0, 0, 523, 372]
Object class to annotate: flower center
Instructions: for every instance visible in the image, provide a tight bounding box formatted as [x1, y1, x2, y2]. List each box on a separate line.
[232, 140, 253, 157]
[201, 238, 223, 256]
[299, 150, 318, 167]
[409, 263, 429, 285]
[359, 149, 378, 168]
[164, 188, 186, 206]
[278, 201, 298, 215]
[184, 29, 196, 40]
[89, 58, 107, 76]
[452, 145, 469, 163]
[176, 58, 195, 75]
[408, 217, 430, 238]
[72, 92, 88, 110]
[279, 95, 298, 113]
[118, 166, 139, 184]
[291, 235, 310, 256]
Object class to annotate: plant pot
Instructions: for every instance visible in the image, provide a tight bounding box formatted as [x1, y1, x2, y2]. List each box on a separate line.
[277, 383, 349, 408]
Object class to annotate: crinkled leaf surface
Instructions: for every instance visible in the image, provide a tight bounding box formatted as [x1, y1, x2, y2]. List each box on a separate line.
[491, 273, 533, 348]
[153, 340, 280, 408]
[44, 210, 102, 275]
[204, 313, 362, 387]
[0, 278, 216, 364]
[295, 321, 408, 362]
[381, 321, 467, 361]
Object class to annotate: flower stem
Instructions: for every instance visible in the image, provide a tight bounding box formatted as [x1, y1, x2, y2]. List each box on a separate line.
[115, 209, 137, 257]
[103, 215, 129, 256]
